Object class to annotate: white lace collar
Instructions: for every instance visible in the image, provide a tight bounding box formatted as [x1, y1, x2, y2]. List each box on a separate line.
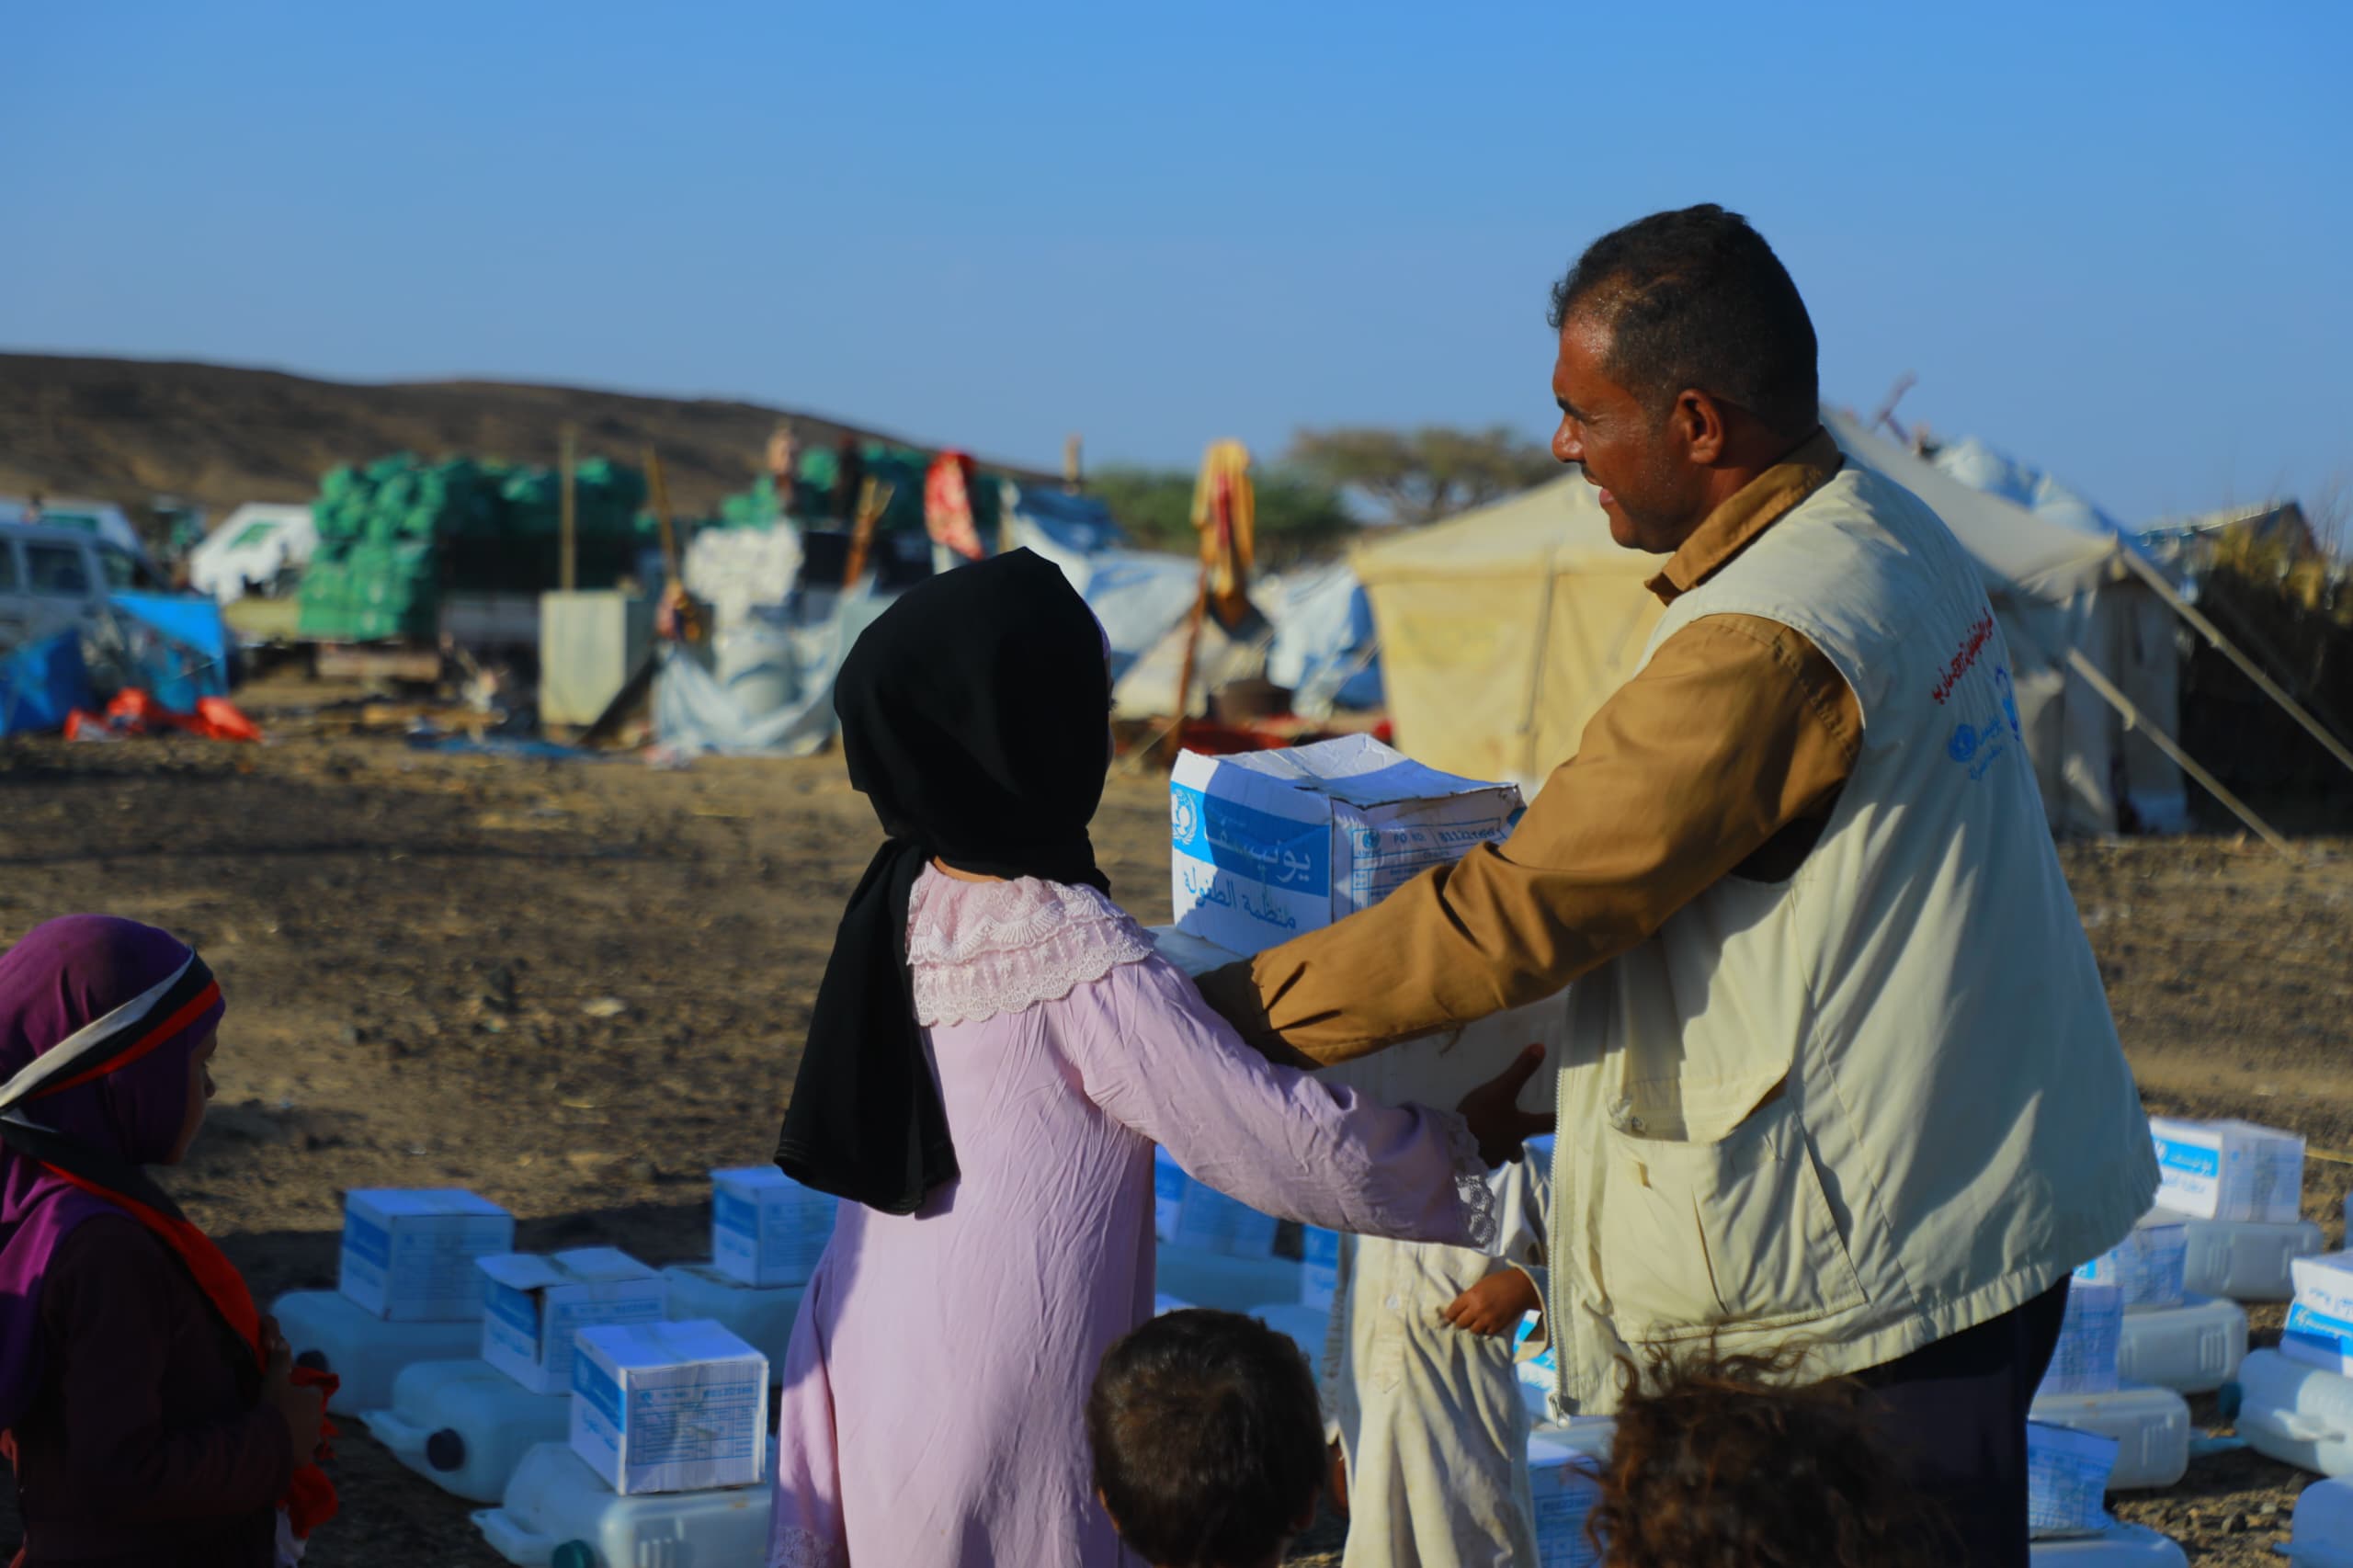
[906, 869, 1155, 1028]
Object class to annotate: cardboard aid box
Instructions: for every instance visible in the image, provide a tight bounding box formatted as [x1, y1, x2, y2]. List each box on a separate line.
[2026, 1421, 2120, 1537]
[1169, 735, 1522, 959]
[2148, 1117, 2304, 1223]
[339, 1189, 516, 1322]
[2282, 1252, 2353, 1375]
[2038, 1282, 2124, 1397]
[710, 1166, 837, 1289]
[1154, 742, 1560, 1142]
[479, 1249, 666, 1394]
[571, 1319, 769, 1495]
[2075, 1213, 2190, 1310]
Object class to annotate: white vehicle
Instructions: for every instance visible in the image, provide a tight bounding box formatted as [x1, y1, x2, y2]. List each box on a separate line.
[0, 521, 171, 650]
[189, 503, 318, 604]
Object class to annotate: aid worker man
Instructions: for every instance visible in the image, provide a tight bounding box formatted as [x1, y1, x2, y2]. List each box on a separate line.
[1196, 205, 2156, 1565]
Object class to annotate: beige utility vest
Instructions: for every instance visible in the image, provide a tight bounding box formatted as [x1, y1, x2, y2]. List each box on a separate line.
[1545, 458, 2157, 1415]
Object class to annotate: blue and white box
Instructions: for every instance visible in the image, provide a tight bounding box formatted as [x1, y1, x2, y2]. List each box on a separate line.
[2039, 1282, 2123, 1397]
[2026, 1422, 2120, 1537]
[1173, 1182, 1279, 1258]
[710, 1166, 836, 1289]
[1526, 1426, 1608, 1565]
[1154, 1148, 1187, 1244]
[571, 1319, 769, 1495]
[1169, 736, 1522, 959]
[1302, 1227, 1341, 1311]
[2282, 1252, 2353, 1375]
[479, 1249, 666, 1394]
[2075, 1214, 2189, 1310]
[338, 1188, 515, 1322]
[2148, 1118, 2303, 1223]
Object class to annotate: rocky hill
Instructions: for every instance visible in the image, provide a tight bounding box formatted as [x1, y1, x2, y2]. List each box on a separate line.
[0, 353, 1049, 526]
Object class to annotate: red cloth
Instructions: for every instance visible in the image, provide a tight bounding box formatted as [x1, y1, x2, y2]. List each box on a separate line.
[924, 452, 985, 562]
[41, 1165, 337, 1540]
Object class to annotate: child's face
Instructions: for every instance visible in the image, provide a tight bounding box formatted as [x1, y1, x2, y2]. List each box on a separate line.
[167, 1031, 219, 1165]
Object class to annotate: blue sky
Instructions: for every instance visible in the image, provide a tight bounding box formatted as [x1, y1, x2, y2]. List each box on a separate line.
[6, 1, 2347, 526]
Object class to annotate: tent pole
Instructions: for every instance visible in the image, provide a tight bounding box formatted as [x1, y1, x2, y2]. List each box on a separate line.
[2119, 546, 2353, 784]
[1162, 562, 1212, 767]
[2061, 645, 2301, 866]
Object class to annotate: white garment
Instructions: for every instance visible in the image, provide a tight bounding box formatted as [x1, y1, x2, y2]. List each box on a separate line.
[1326, 1158, 1549, 1568]
[1547, 457, 2157, 1413]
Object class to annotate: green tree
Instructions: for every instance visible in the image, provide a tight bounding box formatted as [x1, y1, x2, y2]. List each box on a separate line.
[1089, 465, 1357, 569]
[1286, 425, 1558, 527]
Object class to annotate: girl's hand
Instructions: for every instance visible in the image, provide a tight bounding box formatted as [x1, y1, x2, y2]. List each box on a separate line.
[1441, 1267, 1541, 1337]
[262, 1337, 326, 1458]
[1454, 1043, 1555, 1166]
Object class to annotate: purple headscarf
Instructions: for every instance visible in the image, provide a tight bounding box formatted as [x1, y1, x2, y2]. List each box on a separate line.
[0, 915, 224, 1431]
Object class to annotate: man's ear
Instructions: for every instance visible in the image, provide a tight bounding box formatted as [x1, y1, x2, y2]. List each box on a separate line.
[1673, 388, 1731, 465]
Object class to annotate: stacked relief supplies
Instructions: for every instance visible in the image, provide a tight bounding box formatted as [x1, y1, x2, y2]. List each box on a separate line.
[270, 1189, 517, 1415]
[657, 1166, 837, 1381]
[297, 453, 653, 642]
[359, 1247, 665, 1503]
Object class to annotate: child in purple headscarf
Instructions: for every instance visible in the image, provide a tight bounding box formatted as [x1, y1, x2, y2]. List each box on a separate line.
[0, 916, 331, 1567]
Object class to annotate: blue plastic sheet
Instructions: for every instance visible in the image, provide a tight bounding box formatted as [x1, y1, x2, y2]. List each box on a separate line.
[108, 593, 233, 712]
[0, 632, 94, 737]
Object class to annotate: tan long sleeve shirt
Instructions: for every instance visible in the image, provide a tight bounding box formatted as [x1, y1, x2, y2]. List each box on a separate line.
[1195, 431, 1862, 1063]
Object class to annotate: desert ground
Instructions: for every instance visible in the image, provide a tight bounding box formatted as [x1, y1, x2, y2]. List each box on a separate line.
[1, 674, 2347, 1565]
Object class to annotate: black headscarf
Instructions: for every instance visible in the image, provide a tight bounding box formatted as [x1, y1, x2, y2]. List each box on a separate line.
[776, 550, 1113, 1215]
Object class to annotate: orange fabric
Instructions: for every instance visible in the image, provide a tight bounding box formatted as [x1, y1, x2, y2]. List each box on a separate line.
[40, 1165, 337, 1539]
[1190, 441, 1256, 626]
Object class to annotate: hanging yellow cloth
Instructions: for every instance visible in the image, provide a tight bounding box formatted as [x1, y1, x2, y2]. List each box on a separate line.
[1190, 440, 1256, 627]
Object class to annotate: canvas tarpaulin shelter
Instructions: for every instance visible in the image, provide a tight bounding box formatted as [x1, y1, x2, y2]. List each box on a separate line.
[1352, 410, 2185, 835]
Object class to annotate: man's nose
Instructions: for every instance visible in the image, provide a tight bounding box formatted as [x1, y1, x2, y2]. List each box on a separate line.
[1552, 424, 1583, 464]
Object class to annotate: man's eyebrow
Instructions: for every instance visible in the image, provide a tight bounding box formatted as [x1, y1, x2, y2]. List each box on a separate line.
[1555, 397, 1586, 419]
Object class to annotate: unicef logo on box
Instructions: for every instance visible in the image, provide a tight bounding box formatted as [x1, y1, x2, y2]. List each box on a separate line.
[1170, 790, 1199, 846]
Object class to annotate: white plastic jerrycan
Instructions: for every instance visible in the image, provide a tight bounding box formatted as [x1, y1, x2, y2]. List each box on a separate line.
[2029, 1522, 2188, 1565]
[2028, 1384, 2192, 1491]
[2114, 1294, 2247, 1393]
[361, 1358, 571, 1504]
[2285, 1474, 2353, 1566]
[2177, 1211, 2326, 1301]
[472, 1440, 771, 1568]
[2232, 1348, 2353, 1478]
[272, 1289, 483, 1415]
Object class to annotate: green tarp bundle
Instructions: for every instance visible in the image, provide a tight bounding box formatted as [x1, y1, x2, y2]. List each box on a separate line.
[299, 453, 656, 642]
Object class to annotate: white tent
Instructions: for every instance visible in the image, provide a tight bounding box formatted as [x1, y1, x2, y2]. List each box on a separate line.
[189, 503, 317, 604]
[1351, 410, 2186, 835]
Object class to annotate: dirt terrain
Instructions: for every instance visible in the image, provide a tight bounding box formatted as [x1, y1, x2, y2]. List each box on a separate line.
[0, 678, 2347, 1565]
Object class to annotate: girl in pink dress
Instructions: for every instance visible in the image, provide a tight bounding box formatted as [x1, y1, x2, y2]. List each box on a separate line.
[767, 551, 1540, 1568]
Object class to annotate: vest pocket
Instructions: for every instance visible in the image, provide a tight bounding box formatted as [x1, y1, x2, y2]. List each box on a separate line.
[1596, 1095, 1867, 1343]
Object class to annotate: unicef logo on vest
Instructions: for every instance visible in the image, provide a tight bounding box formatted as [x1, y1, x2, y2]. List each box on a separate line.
[1947, 722, 1980, 764]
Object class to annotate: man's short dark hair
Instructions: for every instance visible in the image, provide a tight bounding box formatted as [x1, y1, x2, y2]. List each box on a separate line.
[1548, 204, 1820, 437]
[1087, 1309, 1324, 1568]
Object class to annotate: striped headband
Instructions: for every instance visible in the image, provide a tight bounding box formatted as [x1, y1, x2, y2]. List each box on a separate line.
[0, 953, 220, 1114]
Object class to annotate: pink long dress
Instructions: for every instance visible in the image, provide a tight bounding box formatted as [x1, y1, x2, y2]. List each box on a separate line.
[767, 869, 1491, 1568]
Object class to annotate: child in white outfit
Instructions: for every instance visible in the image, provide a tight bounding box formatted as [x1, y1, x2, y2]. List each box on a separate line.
[1322, 1150, 1552, 1568]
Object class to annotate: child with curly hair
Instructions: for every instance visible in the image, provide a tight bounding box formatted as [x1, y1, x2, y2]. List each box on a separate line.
[1588, 1351, 1951, 1568]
